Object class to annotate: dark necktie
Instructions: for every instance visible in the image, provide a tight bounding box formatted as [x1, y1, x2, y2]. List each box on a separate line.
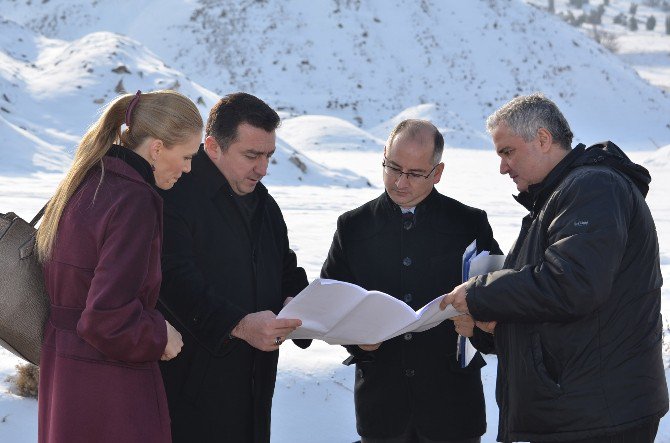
[402, 212, 415, 230]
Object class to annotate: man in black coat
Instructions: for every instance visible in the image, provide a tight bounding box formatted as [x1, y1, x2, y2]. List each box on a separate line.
[157, 93, 308, 443]
[321, 119, 501, 443]
[442, 93, 668, 443]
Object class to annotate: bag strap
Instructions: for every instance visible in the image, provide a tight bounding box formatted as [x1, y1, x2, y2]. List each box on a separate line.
[29, 203, 48, 227]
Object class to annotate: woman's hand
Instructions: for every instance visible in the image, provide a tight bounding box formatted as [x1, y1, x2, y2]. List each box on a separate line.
[161, 321, 184, 361]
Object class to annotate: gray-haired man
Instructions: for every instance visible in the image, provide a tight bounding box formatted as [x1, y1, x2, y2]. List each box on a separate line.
[442, 93, 668, 443]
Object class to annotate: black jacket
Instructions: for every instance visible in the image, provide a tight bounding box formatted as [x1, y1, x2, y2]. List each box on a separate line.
[467, 142, 668, 442]
[157, 149, 308, 443]
[321, 189, 501, 440]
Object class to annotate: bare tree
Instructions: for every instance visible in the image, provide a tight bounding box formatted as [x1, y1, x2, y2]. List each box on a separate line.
[592, 24, 620, 52]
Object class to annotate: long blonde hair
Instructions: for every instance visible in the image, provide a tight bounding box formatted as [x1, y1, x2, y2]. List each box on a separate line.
[37, 90, 203, 261]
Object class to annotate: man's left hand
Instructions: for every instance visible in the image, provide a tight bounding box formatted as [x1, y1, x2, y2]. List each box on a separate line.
[451, 314, 475, 337]
[439, 282, 469, 314]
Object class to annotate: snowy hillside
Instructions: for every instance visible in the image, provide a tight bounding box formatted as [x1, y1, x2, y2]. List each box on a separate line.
[0, 17, 368, 184]
[0, 18, 216, 173]
[1, 1, 670, 441]
[1, 0, 669, 159]
[525, 0, 670, 93]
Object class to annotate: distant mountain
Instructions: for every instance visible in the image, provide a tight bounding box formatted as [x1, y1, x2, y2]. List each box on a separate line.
[0, 18, 216, 174]
[1, 0, 669, 177]
[278, 115, 384, 154]
[0, 17, 367, 184]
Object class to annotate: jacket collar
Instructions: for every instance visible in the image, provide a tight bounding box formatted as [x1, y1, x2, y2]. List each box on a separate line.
[103, 144, 156, 186]
[514, 140, 652, 215]
[191, 144, 269, 202]
[514, 144, 585, 214]
[191, 144, 228, 198]
[575, 140, 651, 197]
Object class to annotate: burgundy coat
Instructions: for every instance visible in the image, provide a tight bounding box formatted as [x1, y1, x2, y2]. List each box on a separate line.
[38, 155, 170, 443]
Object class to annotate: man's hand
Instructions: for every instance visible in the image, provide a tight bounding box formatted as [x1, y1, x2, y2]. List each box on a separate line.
[475, 320, 497, 334]
[231, 310, 302, 352]
[161, 320, 184, 361]
[451, 314, 475, 337]
[358, 343, 381, 352]
[439, 282, 469, 314]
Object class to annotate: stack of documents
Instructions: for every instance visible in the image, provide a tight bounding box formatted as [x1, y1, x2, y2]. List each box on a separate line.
[278, 279, 460, 345]
[278, 243, 505, 346]
[459, 240, 506, 366]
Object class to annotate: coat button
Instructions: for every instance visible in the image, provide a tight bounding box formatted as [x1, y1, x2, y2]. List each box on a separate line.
[192, 315, 200, 324]
[405, 369, 415, 378]
[404, 333, 412, 341]
[402, 257, 412, 266]
[404, 293, 412, 303]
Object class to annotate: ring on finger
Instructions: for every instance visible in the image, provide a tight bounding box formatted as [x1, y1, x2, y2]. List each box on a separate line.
[274, 336, 282, 346]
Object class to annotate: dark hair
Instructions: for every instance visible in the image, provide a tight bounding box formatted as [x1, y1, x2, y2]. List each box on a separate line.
[387, 119, 444, 163]
[206, 92, 280, 150]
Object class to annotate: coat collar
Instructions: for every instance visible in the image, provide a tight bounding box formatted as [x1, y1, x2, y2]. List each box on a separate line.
[380, 187, 439, 217]
[191, 144, 269, 202]
[105, 144, 155, 186]
[514, 140, 651, 215]
[576, 140, 651, 197]
[514, 144, 585, 214]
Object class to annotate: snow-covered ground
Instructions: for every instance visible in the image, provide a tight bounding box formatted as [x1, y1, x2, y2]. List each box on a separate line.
[2, 0, 670, 441]
[1, 146, 669, 442]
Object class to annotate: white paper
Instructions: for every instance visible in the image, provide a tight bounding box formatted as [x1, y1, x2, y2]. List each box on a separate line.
[458, 241, 506, 366]
[278, 278, 461, 345]
[469, 253, 506, 279]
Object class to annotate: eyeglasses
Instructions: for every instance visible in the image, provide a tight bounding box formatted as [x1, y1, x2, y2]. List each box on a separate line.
[382, 156, 440, 182]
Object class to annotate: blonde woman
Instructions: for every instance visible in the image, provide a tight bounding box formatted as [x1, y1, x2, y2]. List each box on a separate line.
[36, 90, 202, 443]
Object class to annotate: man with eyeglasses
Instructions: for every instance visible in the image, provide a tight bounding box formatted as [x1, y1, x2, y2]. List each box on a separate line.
[321, 119, 501, 443]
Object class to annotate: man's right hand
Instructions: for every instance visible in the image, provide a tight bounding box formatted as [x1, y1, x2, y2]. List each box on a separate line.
[231, 310, 302, 352]
[358, 343, 381, 351]
[162, 320, 184, 361]
[475, 320, 497, 334]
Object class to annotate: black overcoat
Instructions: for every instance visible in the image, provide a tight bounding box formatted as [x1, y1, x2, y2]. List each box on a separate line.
[157, 149, 308, 443]
[321, 189, 501, 440]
